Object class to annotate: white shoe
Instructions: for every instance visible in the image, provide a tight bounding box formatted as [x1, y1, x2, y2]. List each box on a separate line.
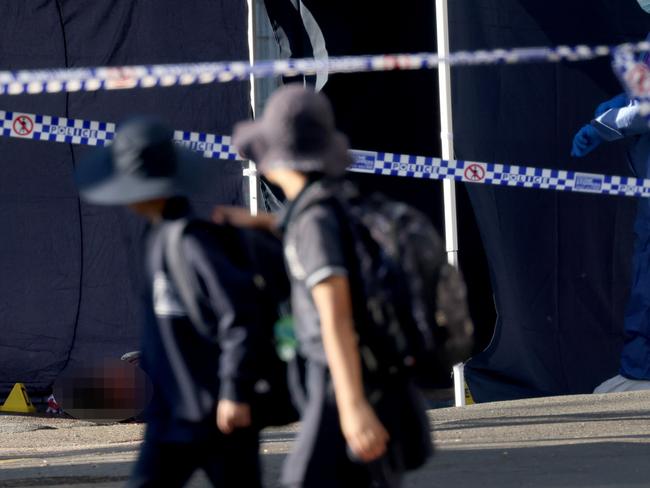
[593, 374, 650, 393]
[120, 351, 142, 365]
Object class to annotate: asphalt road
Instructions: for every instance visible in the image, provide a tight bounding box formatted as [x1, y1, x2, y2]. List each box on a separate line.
[1, 391, 650, 487]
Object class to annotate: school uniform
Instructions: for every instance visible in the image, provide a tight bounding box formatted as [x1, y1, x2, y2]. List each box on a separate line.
[278, 179, 432, 488]
[75, 118, 269, 488]
[231, 84, 433, 488]
[128, 198, 263, 488]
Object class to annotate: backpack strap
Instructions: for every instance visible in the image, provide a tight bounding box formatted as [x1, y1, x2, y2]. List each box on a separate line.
[163, 218, 215, 339]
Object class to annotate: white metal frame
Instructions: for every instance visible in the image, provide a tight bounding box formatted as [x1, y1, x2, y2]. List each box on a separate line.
[246, 0, 260, 216]
[435, 0, 466, 407]
[436, 0, 459, 270]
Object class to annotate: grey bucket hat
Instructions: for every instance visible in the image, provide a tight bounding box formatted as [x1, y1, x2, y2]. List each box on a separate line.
[75, 117, 207, 205]
[233, 84, 353, 176]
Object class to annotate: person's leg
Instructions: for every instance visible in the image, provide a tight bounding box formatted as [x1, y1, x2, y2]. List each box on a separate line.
[127, 438, 198, 488]
[620, 198, 650, 381]
[281, 362, 372, 488]
[618, 149, 650, 381]
[364, 380, 433, 488]
[381, 381, 432, 472]
[200, 428, 262, 488]
[364, 457, 403, 488]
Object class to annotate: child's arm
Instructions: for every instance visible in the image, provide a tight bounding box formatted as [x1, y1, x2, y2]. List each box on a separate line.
[212, 205, 278, 233]
[312, 275, 389, 462]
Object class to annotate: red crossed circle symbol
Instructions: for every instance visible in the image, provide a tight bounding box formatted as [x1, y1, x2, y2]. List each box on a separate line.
[12, 115, 34, 136]
[464, 163, 486, 182]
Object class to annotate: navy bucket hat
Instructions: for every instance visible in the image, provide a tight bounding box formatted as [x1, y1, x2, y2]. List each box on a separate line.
[233, 84, 353, 176]
[75, 117, 207, 205]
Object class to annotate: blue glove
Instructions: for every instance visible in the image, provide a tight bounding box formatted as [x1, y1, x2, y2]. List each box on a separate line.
[571, 125, 604, 157]
[594, 93, 629, 118]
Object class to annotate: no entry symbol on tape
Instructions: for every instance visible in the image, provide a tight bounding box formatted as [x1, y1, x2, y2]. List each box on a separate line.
[13, 115, 34, 136]
[464, 163, 485, 182]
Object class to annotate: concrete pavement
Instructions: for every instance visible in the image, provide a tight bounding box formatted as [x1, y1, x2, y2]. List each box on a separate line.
[1, 391, 649, 487]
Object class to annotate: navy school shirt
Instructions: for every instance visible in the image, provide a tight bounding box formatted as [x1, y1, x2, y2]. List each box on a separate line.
[139, 198, 264, 442]
[278, 179, 349, 365]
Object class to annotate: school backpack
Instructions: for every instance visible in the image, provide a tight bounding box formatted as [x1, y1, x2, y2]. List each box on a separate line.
[164, 219, 299, 428]
[328, 183, 474, 387]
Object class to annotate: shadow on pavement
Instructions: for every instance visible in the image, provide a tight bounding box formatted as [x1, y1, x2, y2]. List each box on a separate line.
[434, 410, 650, 432]
[412, 441, 650, 488]
[0, 453, 289, 488]
[1, 440, 649, 487]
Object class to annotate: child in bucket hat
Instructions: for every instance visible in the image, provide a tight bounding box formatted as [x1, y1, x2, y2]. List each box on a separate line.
[233, 85, 432, 488]
[234, 83, 353, 177]
[76, 117, 266, 487]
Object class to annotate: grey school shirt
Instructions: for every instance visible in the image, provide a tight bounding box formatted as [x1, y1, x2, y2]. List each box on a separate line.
[278, 179, 348, 364]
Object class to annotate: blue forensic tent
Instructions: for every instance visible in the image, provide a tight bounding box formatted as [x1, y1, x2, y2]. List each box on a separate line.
[2, 0, 650, 402]
[261, 0, 650, 400]
[0, 1, 249, 395]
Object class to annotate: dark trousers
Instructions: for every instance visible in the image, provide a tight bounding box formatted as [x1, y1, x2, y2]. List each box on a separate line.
[127, 427, 261, 488]
[282, 361, 428, 488]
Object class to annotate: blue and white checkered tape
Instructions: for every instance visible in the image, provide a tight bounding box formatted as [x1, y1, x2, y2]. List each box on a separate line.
[173, 131, 238, 160]
[348, 150, 650, 198]
[1, 40, 649, 96]
[3, 109, 650, 198]
[1, 111, 115, 146]
[0, 110, 239, 160]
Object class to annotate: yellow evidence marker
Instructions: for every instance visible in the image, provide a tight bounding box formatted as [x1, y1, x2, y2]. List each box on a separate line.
[0, 383, 37, 414]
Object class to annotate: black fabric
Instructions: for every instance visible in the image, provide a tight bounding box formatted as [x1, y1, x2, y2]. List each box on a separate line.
[264, 0, 493, 382]
[129, 426, 261, 488]
[0, 1, 248, 395]
[449, 1, 650, 401]
[2, 0, 648, 404]
[262, 1, 650, 400]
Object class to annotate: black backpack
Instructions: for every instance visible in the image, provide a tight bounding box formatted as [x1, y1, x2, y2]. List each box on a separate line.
[327, 183, 474, 387]
[164, 219, 299, 428]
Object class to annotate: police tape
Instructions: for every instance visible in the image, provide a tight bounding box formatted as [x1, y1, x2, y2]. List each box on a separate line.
[3, 109, 650, 199]
[0, 110, 240, 161]
[349, 150, 650, 198]
[1, 40, 650, 96]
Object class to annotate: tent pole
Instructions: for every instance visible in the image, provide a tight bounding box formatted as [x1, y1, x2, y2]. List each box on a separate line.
[436, 0, 458, 269]
[246, 0, 260, 216]
[436, 0, 465, 407]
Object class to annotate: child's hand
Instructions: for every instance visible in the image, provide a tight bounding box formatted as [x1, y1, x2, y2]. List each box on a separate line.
[339, 400, 389, 462]
[216, 399, 252, 434]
